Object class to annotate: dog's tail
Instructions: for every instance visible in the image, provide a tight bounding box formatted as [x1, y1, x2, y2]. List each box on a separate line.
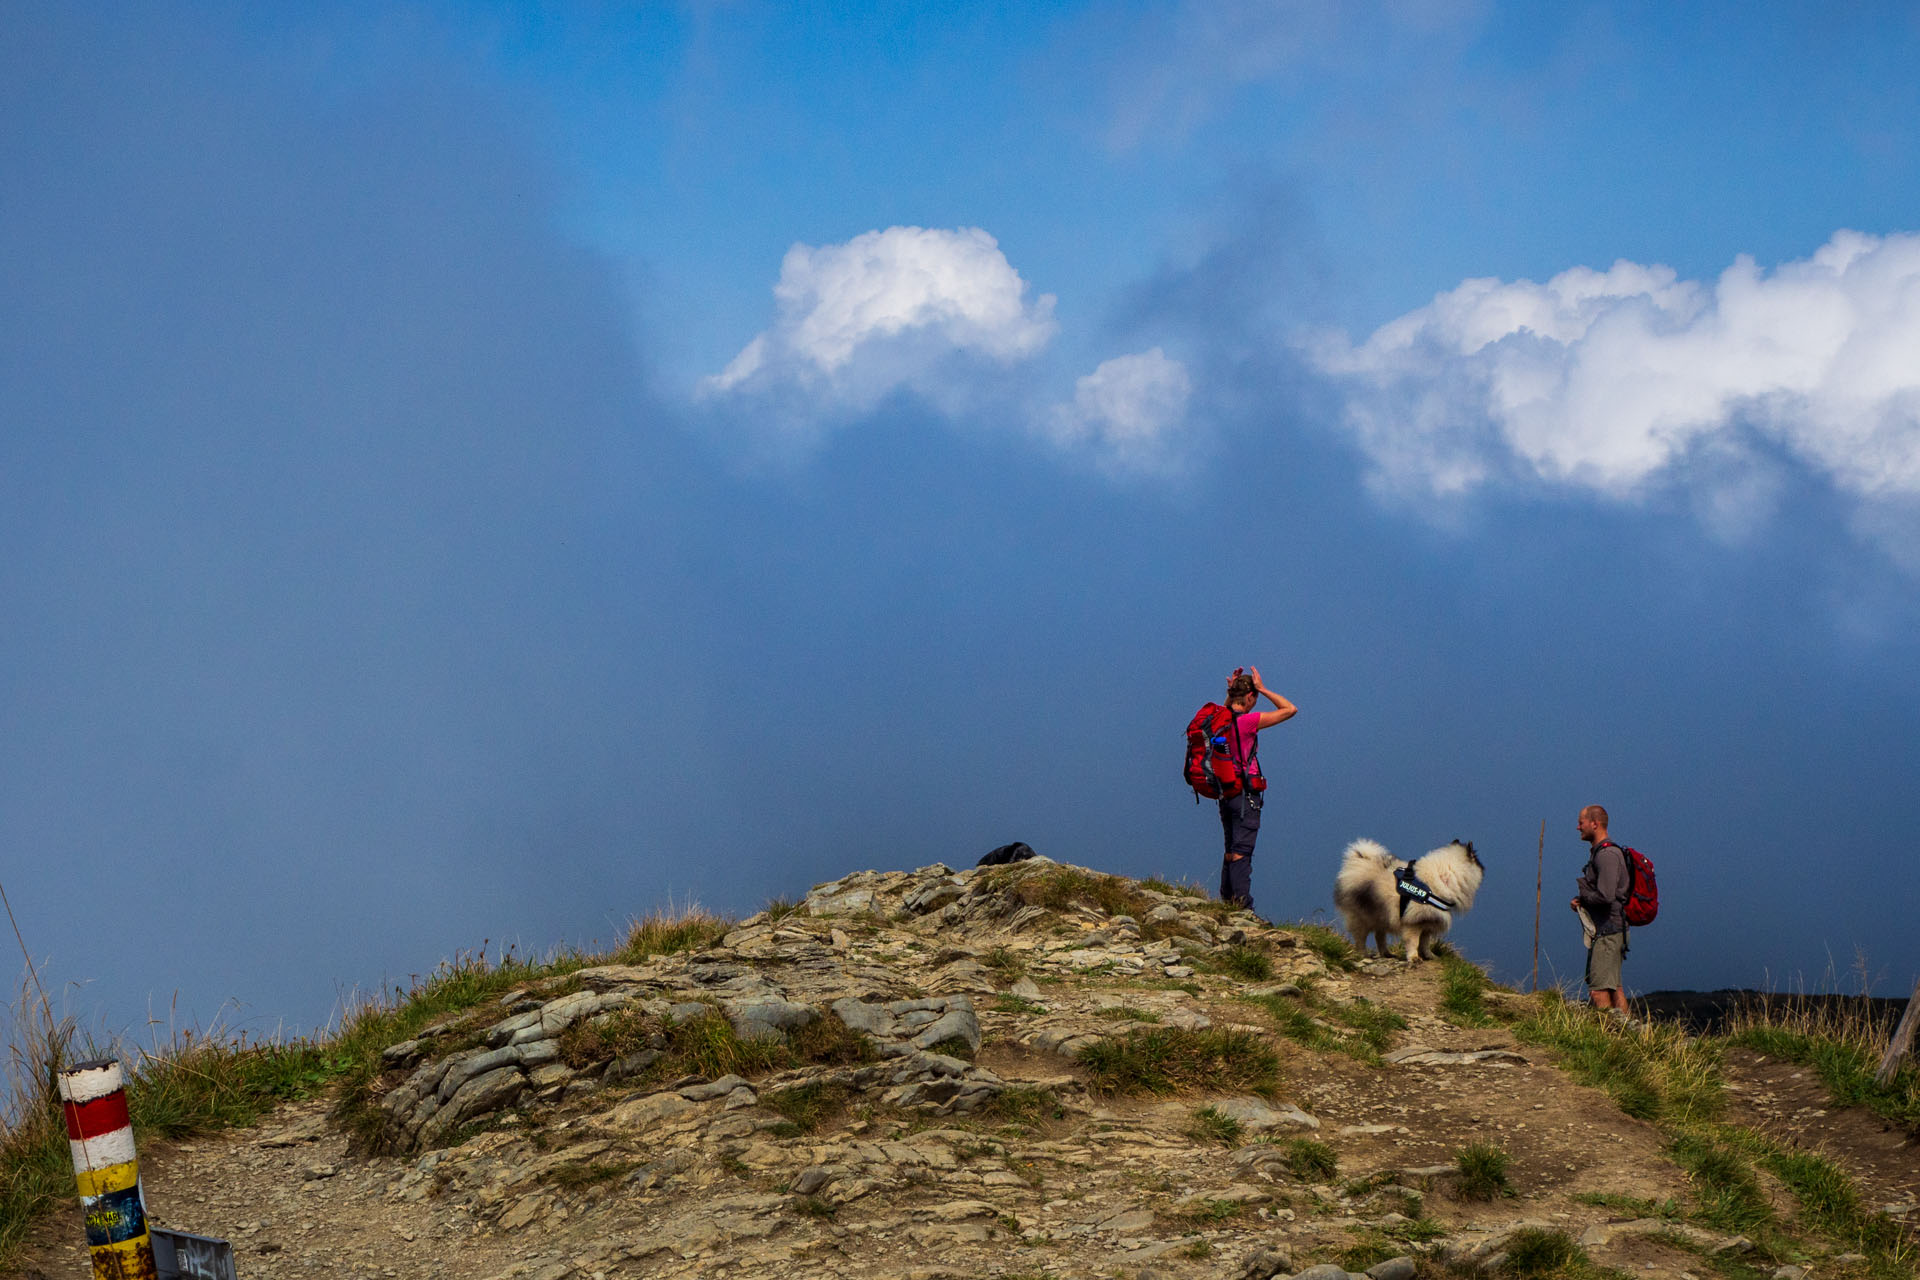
[1342, 837, 1399, 869]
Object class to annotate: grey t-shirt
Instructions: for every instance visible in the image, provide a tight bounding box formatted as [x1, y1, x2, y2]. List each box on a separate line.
[1576, 841, 1631, 936]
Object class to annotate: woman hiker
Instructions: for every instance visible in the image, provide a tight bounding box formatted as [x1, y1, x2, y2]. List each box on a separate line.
[1217, 665, 1297, 912]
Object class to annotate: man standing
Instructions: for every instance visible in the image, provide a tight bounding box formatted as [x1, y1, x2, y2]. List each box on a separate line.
[1571, 804, 1632, 1021]
[1217, 666, 1297, 913]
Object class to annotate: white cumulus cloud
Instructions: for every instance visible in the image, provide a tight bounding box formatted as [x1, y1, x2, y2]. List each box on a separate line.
[703, 225, 1057, 419]
[1045, 348, 1194, 476]
[1309, 229, 1920, 508]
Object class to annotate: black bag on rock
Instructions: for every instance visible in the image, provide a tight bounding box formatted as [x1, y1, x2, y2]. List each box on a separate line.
[977, 842, 1037, 866]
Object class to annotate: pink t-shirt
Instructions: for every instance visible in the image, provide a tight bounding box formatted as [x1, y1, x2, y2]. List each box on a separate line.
[1230, 711, 1263, 778]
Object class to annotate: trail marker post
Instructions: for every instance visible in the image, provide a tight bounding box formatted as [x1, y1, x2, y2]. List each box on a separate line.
[58, 1058, 158, 1280]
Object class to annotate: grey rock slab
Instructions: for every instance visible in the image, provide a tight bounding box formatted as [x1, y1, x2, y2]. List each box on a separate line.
[380, 1038, 424, 1068]
[1382, 1046, 1528, 1066]
[1366, 1259, 1416, 1280]
[609, 1090, 698, 1130]
[1234, 1247, 1293, 1280]
[923, 1199, 999, 1222]
[727, 996, 819, 1042]
[1096, 1209, 1157, 1234]
[1214, 1096, 1320, 1131]
[439, 1046, 524, 1101]
[831, 998, 898, 1037]
[1291, 1267, 1353, 1280]
[572, 963, 663, 989]
[1174, 1183, 1268, 1207]
[1009, 978, 1043, 1000]
[602, 1048, 660, 1082]
[905, 881, 965, 914]
[420, 1066, 525, 1145]
[909, 1008, 983, 1053]
[807, 887, 878, 916]
[791, 1165, 841, 1196]
[678, 1074, 750, 1101]
[485, 1009, 544, 1047]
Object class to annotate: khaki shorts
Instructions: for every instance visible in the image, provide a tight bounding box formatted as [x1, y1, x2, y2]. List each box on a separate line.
[1586, 930, 1627, 991]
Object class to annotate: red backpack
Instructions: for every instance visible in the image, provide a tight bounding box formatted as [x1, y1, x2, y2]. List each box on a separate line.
[1183, 704, 1266, 800]
[1603, 842, 1659, 926]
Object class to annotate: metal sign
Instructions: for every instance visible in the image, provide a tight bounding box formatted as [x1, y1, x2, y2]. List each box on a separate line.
[151, 1227, 238, 1280]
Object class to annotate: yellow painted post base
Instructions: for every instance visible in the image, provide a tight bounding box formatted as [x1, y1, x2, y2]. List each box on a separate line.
[87, 1233, 159, 1280]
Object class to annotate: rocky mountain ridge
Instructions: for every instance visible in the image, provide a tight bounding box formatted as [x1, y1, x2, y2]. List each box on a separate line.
[20, 857, 1914, 1280]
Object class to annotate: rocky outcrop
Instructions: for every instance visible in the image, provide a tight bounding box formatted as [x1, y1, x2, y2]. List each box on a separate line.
[252, 856, 1779, 1280]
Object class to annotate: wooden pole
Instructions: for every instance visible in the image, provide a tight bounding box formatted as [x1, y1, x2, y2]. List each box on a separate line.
[1875, 976, 1920, 1086]
[1532, 819, 1545, 992]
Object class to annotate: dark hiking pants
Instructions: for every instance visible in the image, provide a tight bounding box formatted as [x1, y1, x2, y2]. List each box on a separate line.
[1218, 790, 1262, 911]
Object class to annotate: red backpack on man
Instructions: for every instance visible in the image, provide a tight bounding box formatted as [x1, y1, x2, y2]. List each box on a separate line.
[1599, 840, 1660, 926]
[1183, 703, 1266, 801]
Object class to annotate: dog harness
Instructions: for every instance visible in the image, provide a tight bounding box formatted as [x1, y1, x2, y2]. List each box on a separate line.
[1394, 865, 1457, 914]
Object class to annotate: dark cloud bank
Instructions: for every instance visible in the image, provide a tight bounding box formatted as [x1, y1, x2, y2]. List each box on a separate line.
[3, 9, 1915, 1050]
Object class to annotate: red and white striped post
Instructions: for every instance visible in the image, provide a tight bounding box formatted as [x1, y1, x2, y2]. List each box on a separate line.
[57, 1058, 158, 1280]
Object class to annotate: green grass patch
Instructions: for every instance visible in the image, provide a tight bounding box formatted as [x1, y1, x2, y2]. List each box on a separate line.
[1271, 1136, 1338, 1181]
[1664, 1129, 1773, 1236]
[1325, 996, 1407, 1054]
[559, 1006, 659, 1068]
[1249, 988, 1402, 1064]
[612, 907, 733, 965]
[1187, 1105, 1245, 1147]
[1722, 1127, 1912, 1267]
[762, 897, 802, 922]
[1216, 944, 1273, 982]
[1497, 1226, 1586, 1277]
[1293, 924, 1359, 971]
[991, 995, 1046, 1014]
[924, 1035, 975, 1061]
[1179, 1197, 1252, 1223]
[982, 945, 1028, 981]
[1140, 876, 1208, 899]
[1438, 954, 1501, 1027]
[761, 1080, 853, 1135]
[981, 865, 1153, 920]
[1255, 994, 1340, 1053]
[1572, 1190, 1683, 1219]
[1454, 1142, 1513, 1201]
[542, 1159, 639, 1189]
[1076, 1026, 1280, 1097]
[1337, 1229, 1399, 1272]
[981, 1085, 1067, 1129]
[1095, 1005, 1161, 1023]
[1515, 990, 1723, 1125]
[1386, 1215, 1448, 1243]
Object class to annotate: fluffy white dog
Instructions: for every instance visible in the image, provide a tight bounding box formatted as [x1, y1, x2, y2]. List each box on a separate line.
[1333, 837, 1484, 964]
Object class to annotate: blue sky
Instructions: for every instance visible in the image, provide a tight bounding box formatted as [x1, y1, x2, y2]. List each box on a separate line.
[5, 2, 1920, 1050]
